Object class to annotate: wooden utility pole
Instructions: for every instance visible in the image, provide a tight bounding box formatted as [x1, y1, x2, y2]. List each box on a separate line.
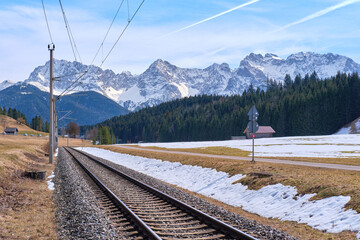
[49, 44, 55, 164]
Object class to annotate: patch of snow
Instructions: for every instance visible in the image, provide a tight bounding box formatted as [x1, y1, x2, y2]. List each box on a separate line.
[104, 86, 123, 102]
[356, 231, 360, 240]
[171, 82, 189, 98]
[0, 80, 16, 91]
[356, 120, 360, 132]
[334, 127, 351, 135]
[77, 147, 360, 233]
[117, 85, 146, 103]
[27, 81, 63, 95]
[20, 92, 32, 95]
[54, 148, 58, 157]
[139, 135, 360, 158]
[38, 72, 45, 82]
[188, 86, 199, 96]
[47, 171, 55, 191]
[272, 56, 282, 60]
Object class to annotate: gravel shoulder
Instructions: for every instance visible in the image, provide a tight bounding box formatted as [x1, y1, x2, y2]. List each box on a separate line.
[54, 148, 119, 239]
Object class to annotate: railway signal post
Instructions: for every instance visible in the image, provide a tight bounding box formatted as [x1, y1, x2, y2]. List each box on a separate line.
[247, 105, 259, 163]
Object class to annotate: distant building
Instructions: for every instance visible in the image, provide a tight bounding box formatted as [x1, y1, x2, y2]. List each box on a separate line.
[4, 127, 18, 135]
[243, 126, 275, 139]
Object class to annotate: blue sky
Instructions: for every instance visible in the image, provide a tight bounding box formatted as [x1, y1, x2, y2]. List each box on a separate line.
[1, 0, 360, 82]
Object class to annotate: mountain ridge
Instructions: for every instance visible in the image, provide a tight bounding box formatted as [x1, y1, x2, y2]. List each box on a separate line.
[3, 52, 360, 111]
[0, 83, 129, 126]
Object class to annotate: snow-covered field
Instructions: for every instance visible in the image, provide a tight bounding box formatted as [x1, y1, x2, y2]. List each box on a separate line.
[139, 134, 360, 158]
[78, 146, 360, 234]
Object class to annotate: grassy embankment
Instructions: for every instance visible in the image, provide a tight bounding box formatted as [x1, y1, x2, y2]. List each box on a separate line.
[0, 115, 92, 239]
[99, 144, 359, 240]
[0, 135, 57, 239]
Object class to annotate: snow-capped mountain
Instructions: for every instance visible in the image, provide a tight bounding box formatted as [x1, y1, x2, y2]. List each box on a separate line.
[18, 52, 360, 111]
[0, 80, 18, 91]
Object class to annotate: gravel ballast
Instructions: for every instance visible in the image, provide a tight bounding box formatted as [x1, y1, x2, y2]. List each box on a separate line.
[75, 148, 298, 240]
[54, 148, 119, 240]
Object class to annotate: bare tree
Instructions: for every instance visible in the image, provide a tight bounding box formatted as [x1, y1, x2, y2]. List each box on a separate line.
[17, 117, 26, 125]
[66, 122, 80, 138]
[61, 128, 66, 136]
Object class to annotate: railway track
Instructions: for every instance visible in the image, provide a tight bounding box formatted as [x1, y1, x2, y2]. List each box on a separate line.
[64, 147, 257, 240]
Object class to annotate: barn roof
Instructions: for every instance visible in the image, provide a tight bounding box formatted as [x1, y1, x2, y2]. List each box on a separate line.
[256, 126, 275, 134]
[243, 126, 275, 134]
[4, 127, 18, 133]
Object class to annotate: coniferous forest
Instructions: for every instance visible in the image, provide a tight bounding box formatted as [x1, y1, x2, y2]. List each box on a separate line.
[84, 72, 360, 143]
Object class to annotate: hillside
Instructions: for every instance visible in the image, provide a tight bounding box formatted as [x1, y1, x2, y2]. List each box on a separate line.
[336, 117, 360, 134]
[0, 83, 129, 126]
[87, 72, 360, 143]
[0, 115, 46, 135]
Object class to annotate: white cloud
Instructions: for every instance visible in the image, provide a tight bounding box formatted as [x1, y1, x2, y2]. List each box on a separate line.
[1, 1, 360, 83]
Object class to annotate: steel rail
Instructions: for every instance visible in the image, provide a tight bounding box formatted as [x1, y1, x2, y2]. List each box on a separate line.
[70, 147, 258, 240]
[64, 147, 162, 240]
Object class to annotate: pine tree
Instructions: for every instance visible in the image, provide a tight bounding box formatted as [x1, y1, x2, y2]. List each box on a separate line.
[284, 74, 292, 87]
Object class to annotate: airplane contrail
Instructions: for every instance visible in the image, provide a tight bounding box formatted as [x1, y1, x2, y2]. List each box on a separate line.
[161, 0, 260, 38]
[274, 0, 360, 32]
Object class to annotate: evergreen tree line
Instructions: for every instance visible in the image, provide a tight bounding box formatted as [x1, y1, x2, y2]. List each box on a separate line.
[83, 72, 360, 143]
[1, 106, 50, 133]
[0, 106, 27, 123]
[30, 115, 49, 132]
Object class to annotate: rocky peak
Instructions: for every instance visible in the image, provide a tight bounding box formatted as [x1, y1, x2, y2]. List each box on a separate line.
[9, 52, 360, 112]
[205, 63, 231, 72]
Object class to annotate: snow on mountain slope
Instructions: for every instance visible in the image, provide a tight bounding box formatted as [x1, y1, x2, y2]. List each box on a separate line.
[0, 80, 18, 91]
[335, 117, 360, 134]
[22, 52, 360, 111]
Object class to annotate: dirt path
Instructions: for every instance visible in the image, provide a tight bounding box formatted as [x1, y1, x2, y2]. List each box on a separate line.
[116, 145, 360, 172]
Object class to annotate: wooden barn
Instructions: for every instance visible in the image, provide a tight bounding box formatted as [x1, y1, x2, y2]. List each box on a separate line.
[4, 127, 18, 135]
[243, 126, 275, 139]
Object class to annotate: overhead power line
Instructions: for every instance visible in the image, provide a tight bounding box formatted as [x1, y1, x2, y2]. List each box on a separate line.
[90, 0, 126, 66]
[100, 0, 146, 68]
[57, 0, 146, 100]
[41, 0, 54, 44]
[56, 71, 87, 100]
[59, 0, 82, 63]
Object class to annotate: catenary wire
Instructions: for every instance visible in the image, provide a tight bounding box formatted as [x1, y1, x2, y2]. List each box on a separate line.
[59, 0, 82, 63]
[100, 0, 145, 68]
[56, 71, 88, 100]
[41, 0, 54, 44]
[127, 0, 130, 21]
[90, 0, 126, 66]
[57, 0, 145, 100]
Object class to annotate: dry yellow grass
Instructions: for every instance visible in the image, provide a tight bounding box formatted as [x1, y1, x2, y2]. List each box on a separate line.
[57, 136, 93, 148]
[0, 115, 47, 135]
[259, 156, 360, 166]
[0, 135, 57, 239]
[99, 145, 359, 240]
